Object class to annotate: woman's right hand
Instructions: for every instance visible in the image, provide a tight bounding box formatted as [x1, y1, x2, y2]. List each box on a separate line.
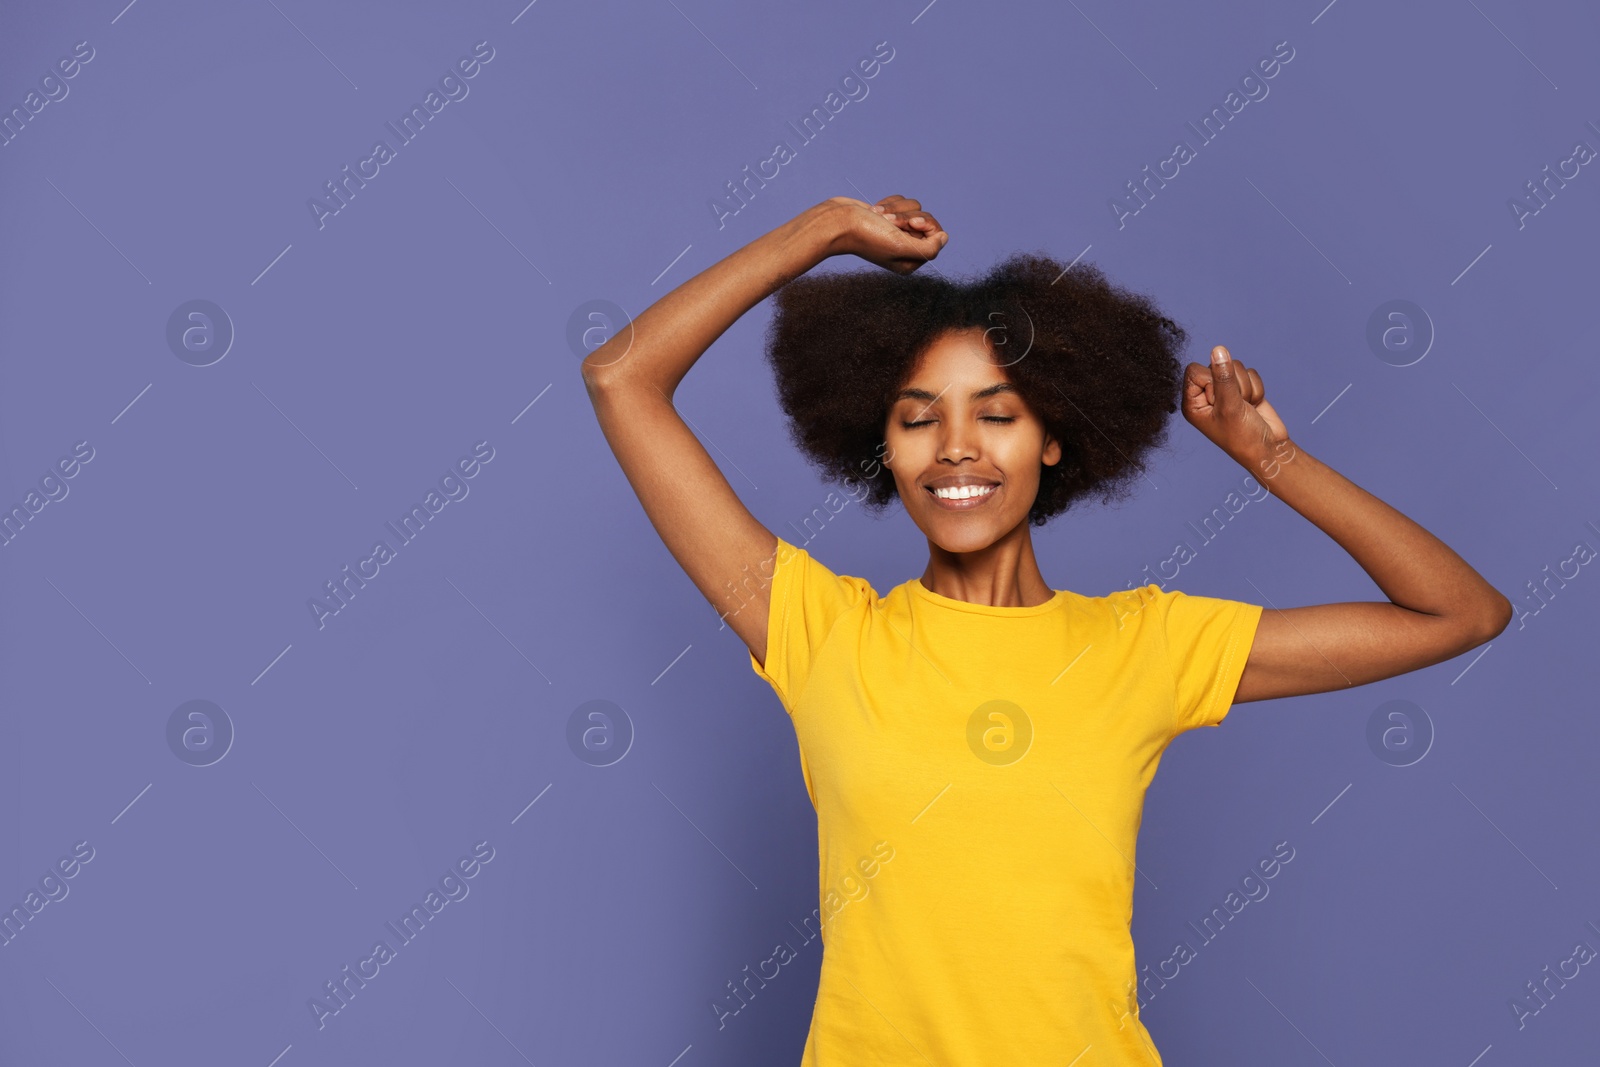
[816, 194, 948, 274]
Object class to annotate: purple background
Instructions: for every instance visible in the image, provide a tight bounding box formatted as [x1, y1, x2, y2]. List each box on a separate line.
[2, 0, 1597, 1064]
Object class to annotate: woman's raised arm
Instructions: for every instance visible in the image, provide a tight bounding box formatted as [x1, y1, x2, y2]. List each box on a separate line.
[1180, 344, 1514, 704]
[579, 195, 947, 666]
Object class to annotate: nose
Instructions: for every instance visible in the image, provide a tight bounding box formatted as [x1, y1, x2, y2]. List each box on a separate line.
[936, 417, 978, 464]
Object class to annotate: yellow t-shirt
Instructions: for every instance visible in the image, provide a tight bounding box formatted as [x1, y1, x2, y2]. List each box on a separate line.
[747, 537, 1263, 1066]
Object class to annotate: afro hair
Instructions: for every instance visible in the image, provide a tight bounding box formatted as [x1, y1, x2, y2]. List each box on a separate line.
[762, 252, 1190, 527]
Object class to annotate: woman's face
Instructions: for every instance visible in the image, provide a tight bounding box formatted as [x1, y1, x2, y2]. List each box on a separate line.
[882, 326, 1061, 553]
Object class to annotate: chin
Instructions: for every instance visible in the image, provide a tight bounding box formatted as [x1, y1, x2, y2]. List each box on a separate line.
[918, 519, 1009, 555]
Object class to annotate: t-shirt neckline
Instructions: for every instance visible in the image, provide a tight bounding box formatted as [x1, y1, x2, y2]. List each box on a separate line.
[905, 576, 1068, 617]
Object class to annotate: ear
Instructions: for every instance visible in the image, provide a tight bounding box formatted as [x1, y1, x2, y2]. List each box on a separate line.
[1041, 434, 1062, 467]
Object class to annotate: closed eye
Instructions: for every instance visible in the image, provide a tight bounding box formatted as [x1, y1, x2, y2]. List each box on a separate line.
[901, 416, 1016, 429]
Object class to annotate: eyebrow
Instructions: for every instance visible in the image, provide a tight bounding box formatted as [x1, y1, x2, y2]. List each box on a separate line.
[893, 382, 1019, 404]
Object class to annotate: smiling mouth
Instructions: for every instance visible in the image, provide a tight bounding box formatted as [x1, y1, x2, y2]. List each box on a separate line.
[925, 484, 999, 510]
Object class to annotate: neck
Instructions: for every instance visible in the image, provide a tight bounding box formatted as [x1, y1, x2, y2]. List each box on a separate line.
[918, 525, 1054, 608]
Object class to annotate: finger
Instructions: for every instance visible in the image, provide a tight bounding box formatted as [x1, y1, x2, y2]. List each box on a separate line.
[1247, 367, 1264, 402]
[887, 212, 941, 238]
[891, 216, 939, 237]
[878, 196, 922, 217]
[882, 206, 939, 231]
[1209, 345, 1243, 411]
[1231, 362, 1255, 404]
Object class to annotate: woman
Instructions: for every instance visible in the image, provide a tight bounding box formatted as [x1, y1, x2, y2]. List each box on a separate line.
[580, 195, 1511, 1065]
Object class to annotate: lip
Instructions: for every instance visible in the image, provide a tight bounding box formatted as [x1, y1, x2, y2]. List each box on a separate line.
[925, 483, 999, 511]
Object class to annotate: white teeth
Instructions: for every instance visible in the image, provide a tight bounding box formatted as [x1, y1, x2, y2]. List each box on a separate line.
[932, 484, 996, 500]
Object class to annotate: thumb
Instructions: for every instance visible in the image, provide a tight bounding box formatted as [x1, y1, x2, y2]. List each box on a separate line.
[1209, 345, 1243, 410]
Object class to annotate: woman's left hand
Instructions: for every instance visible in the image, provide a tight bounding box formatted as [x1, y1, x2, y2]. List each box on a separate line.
[1181, 345, 1291, 465]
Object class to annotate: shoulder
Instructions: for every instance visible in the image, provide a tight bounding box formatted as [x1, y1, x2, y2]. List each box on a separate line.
[769, 537, 880, 609]
[1064, 582, 1167, 632]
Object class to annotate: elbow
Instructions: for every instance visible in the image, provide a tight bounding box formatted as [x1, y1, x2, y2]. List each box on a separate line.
[1467, 594, 1515, 645]
[580, 353, 626, 404]
[579, 361, 606, 403]
[580, 348, 662, 402]
[579, 351, 609, 394]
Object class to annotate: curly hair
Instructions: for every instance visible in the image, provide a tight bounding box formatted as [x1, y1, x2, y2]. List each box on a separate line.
[762, 252, 1190, 527]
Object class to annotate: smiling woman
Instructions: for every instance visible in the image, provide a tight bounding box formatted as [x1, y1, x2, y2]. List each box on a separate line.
[579, 192, 1510, 1066]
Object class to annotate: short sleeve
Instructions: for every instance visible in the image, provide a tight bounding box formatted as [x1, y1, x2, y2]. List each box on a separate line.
[1155, 587, 1264, 734]
[747, 537, 873, 713]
